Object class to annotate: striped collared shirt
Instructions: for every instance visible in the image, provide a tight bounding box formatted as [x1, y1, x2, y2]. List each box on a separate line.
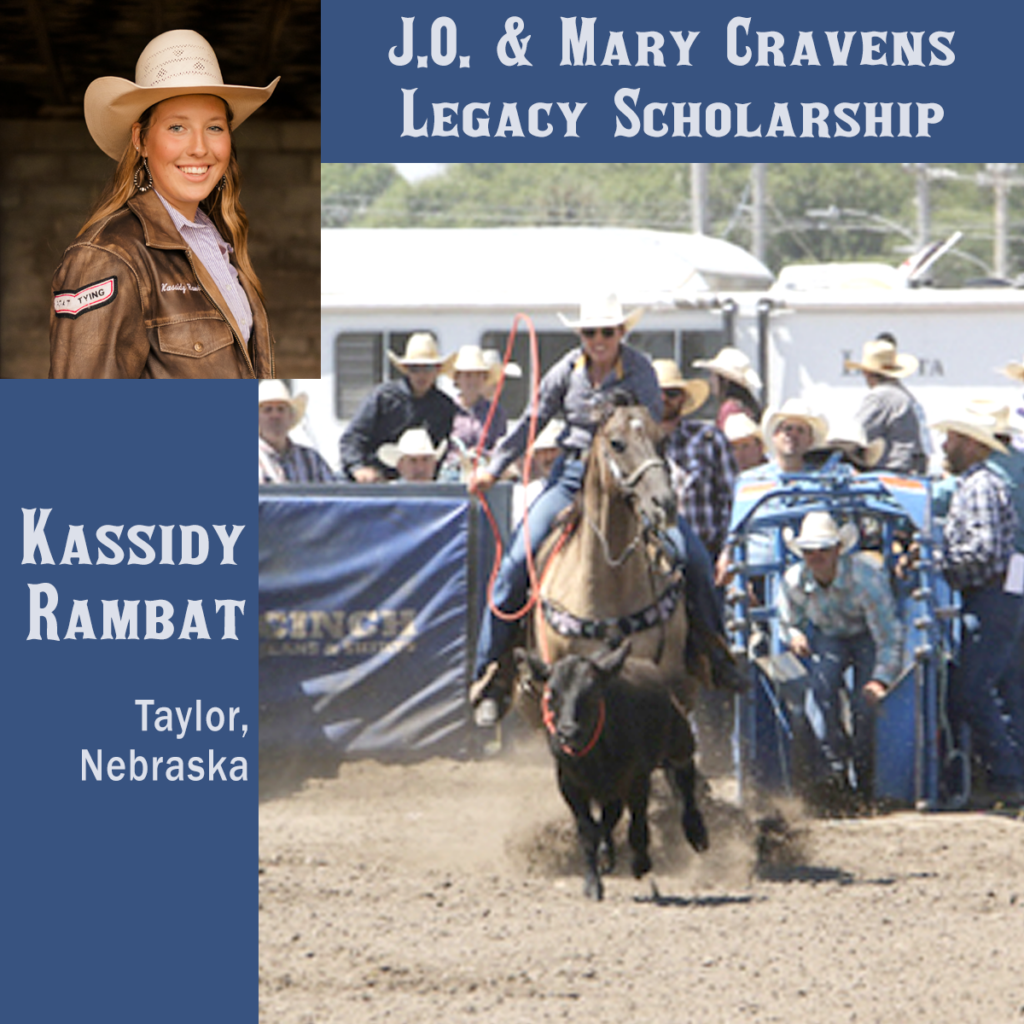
[259, 438, 335, 484]
[155, 190, 253, 341]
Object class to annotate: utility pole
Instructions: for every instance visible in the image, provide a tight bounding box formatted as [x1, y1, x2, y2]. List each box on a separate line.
[751, 163, 767, 263]
[914, 163, 931, 249]
[980, 163, 1021, 279]
[690, 163, 708, 235]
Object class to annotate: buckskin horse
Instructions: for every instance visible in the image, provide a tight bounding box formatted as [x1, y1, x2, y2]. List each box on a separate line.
[511, 399, 699, 726]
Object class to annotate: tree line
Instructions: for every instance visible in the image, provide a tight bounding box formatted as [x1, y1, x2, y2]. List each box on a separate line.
[321, 163, 1024, 285]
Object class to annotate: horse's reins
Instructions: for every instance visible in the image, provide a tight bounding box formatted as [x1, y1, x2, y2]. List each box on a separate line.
[541, 686, 606, 758]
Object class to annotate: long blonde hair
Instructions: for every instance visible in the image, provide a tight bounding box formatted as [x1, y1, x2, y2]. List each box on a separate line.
[78, 99, 265, 301]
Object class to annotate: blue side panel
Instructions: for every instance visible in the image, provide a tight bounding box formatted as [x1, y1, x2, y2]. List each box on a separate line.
[259, 494, 472, 758]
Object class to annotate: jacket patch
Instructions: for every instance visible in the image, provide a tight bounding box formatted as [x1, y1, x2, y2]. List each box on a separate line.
[54, 277, 118, 318]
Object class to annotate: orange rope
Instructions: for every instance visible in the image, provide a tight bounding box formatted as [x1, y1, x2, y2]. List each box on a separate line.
[473, 313, 567, 660]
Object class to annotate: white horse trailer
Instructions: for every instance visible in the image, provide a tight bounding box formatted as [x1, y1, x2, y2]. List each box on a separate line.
[312, 227, 1024, 471]
[314, 226, 773, 467]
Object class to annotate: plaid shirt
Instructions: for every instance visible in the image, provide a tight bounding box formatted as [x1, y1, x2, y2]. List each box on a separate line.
[259, 438, 335, 483]
[779, 552, 903, 685]
[939, 461, 1017, 591]
[665, 420, 737, 558]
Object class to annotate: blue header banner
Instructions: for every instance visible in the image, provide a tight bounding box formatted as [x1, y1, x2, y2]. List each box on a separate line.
[326, 0, 1018, 161]
[2, 381, 255, 1022]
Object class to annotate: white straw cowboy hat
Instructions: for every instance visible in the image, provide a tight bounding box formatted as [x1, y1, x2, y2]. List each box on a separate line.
[844, 338, 919, 378]
[558, 293, 644, 332]
[930, 408, 1010, 456]
[482, 349, 522, 379]
[783, 511, 859, 556]
[999, 355, 1024, 382]
[258, 379, 307, 426]
[652, 359, 710, 417]
[966, 399, 1020, 437]
[387, 332, 446, 373]
[377, 427, 447, 468]
[84, 29, 280, 160]
[722, 411, 763, 444]
[813, 419, 886, 470]
[761, 398, 829, 456]
[692, 347, 763, 392]
[443, 345, 502, 386]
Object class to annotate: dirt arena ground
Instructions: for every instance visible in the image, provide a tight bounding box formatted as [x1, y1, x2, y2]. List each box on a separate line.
[259, 739, 1023, 1024]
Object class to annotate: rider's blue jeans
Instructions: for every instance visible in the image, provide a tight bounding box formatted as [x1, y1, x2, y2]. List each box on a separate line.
[474, 454, 722, 678]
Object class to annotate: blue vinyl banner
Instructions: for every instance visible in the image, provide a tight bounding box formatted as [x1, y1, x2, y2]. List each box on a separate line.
[259, 494, 473, 758]
[326, 0, 1020, 162]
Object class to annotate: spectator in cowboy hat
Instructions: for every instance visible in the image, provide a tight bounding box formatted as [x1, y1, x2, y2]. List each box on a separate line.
[482, 348, 523, 402]
[778, 511, 902, 803]
[717, 397, 829, 586]
[259, 380, 334, 483]
[448, 344, 509, 458]
[468, 293, 743, 725]
[339, 332, 458, 482]
[930, 407, 1023, 805]
[512, 418, 565, 523]
[692, 346, 763, 430]
[377, 427, 447, 483]
[722, 412, 767, 472]
[845, 338, 927, 474]
[655, 358, 737, 562]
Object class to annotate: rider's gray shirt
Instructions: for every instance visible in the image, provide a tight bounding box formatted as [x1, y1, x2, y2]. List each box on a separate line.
[486, 344, 663, 479]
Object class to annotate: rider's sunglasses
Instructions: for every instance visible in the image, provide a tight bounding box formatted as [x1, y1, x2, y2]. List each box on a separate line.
[581, 327, 618, 339]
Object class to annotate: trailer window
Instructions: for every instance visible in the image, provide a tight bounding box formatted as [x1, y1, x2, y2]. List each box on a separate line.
[334, 333, 384, 419]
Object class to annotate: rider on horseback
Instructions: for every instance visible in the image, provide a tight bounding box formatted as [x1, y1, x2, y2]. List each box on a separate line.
[467, 294, 746, 725]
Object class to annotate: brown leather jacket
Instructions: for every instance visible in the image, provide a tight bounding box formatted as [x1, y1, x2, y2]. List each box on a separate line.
[49, 190, 275, 379]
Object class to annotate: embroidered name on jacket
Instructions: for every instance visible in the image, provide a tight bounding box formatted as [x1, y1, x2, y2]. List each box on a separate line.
[161, 282, 202, 293]
[53, 277, 118, 318]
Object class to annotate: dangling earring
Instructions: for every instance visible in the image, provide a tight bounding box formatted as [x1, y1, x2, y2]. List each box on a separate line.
[216, 175, 227, 193]
[133, 157, 154, 193]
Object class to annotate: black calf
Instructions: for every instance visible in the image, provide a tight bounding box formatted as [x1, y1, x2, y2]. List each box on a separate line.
[515, 643, 708, 901]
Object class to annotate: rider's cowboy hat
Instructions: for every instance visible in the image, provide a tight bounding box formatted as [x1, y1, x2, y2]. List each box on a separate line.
[930, 407, 1009, 455]
[761, 398, 829, 456]
[999, 354, 1024, 382]
[652, 359, 710, 417]
[558, 293, 644, 332]
[85, 29, 280, 160]
[783, 511, 859, 556]
[692, 347, 763, 392]
[377, 427, 447, 469]
[258, 379, 307, 426]
[844, 338, 919, 378]
[443, 345, 503, 387]
[387, 333, 446, 373]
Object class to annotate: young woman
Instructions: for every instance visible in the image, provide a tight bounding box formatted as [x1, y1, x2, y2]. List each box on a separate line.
[49, 30, 278, 378]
